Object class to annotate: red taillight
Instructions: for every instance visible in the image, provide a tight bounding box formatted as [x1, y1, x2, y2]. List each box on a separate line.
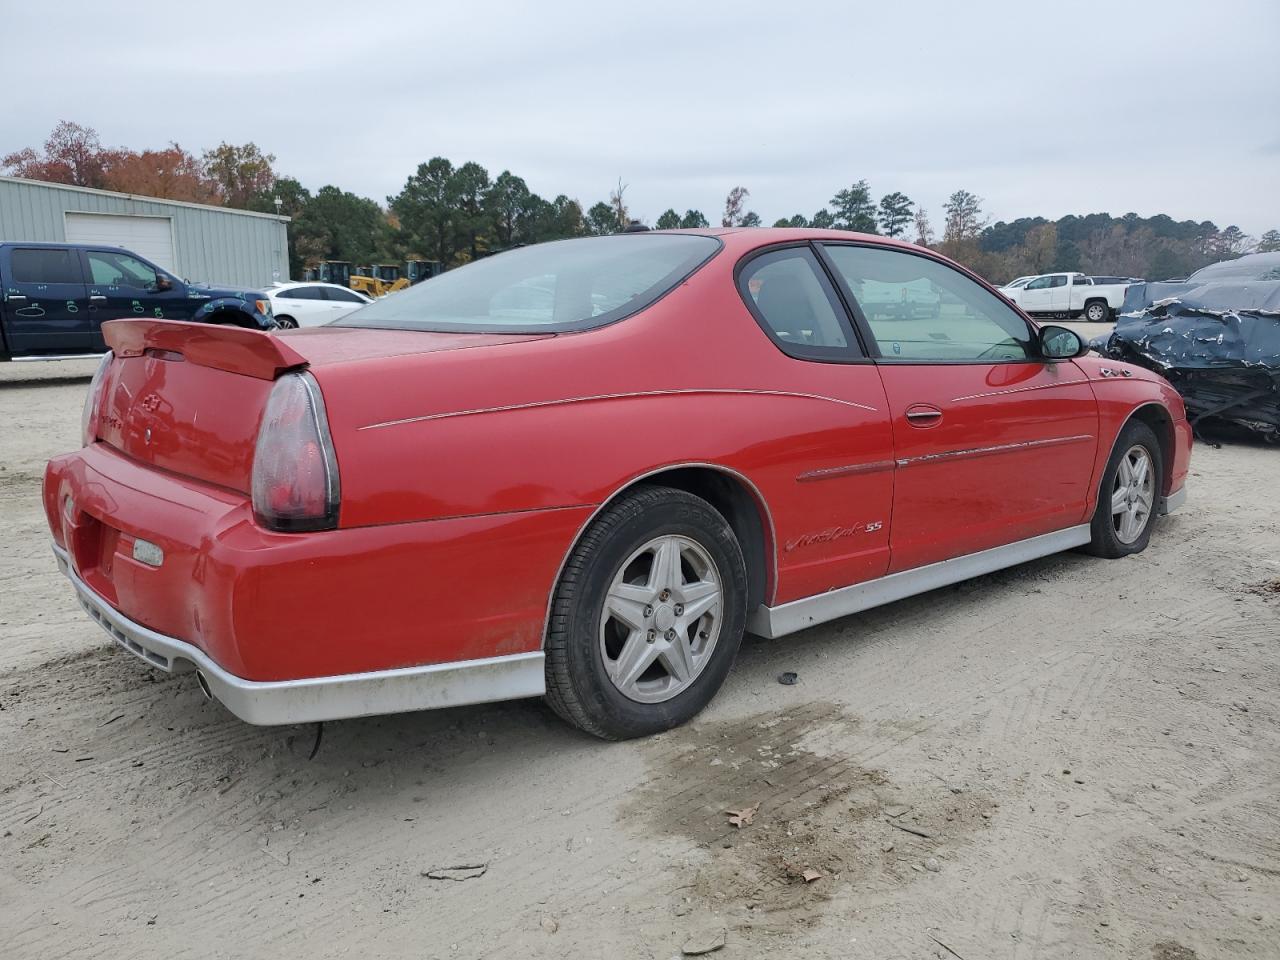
[251, 372, 340, 532]
[81, 352, 113, 446]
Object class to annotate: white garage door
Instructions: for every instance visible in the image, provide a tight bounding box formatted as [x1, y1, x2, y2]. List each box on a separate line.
[64, 213, 176, 272]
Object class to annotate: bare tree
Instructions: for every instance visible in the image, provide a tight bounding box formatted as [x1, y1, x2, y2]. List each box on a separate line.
[722, 186, 750, 227]
[608, 178, 629, 229]
[913, 205, 934, 247]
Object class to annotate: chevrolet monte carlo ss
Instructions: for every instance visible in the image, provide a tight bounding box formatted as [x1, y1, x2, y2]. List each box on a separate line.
[45, 229, 1191, 739]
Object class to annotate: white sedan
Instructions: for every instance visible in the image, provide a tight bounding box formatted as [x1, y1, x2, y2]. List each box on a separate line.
[267, 282, 373, 328]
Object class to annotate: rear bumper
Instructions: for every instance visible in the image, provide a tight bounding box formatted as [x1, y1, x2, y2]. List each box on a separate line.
[54, 543, 545, 725]
[44, 443, 590, 681]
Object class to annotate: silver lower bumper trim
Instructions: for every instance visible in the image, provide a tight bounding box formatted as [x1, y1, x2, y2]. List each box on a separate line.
[53, 544, 546, 725]
[1160, 484, 1187, 515]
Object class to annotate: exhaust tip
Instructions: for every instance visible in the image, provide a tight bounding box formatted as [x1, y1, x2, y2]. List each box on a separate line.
[195, 670, 213, 701]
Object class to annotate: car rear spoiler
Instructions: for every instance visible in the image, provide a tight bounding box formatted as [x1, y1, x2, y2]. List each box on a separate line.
[103, 319, 307, 380]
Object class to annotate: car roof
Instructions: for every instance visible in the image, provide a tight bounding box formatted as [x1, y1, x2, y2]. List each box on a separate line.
[649, 227, 946, 261]
[270, 281, 364, 292]
[0, 241, 129, 250]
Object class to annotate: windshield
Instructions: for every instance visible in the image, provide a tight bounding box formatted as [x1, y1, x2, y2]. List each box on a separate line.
[333, 234, 721, 333]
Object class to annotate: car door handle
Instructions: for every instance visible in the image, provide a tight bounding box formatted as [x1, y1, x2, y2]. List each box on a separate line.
[89, 295, 107, 302]
[905, 404, 943, 427]
[6, 294, 27, 301]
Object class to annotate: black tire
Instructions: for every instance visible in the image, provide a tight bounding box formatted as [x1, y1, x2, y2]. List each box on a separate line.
[274, 315, 299, 329]
[1084, 300, 1110, 323]
[544, 485, 748, 740]
[1083, 420, 1163, 558]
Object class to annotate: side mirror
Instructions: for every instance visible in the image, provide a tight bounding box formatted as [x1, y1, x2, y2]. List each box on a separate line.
[1039, 324, 1087, 360]
[156, 276, 173, 292]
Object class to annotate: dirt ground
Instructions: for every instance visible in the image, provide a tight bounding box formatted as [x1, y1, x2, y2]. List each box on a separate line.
[2, 344, 1277, 960]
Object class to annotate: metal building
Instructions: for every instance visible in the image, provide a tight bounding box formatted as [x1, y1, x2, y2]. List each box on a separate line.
[0, 176, 290, 288]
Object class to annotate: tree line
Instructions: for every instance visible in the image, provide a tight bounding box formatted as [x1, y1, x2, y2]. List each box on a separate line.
[5, 121, 1277, 284]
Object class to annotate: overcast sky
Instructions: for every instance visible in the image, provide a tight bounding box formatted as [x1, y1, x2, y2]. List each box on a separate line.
[4, 0, 1278, 235]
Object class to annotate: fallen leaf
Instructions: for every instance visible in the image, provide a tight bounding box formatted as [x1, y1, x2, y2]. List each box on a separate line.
[725, 802, 760, 828]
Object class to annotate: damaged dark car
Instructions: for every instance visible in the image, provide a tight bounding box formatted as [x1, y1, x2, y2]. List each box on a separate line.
[1095, 251, 1280, 441]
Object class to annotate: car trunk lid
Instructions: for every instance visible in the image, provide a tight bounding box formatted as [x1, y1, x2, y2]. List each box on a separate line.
[95, 320, 551, 493]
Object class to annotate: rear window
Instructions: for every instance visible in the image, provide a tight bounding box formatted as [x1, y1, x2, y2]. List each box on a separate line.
[334, 234, 721, 333]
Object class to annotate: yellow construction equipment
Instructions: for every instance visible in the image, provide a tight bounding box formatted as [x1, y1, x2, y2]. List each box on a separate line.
[350, 261, 442, 298]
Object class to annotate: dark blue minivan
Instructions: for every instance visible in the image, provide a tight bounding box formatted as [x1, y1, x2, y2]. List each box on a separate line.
[0, 242, 274, 360]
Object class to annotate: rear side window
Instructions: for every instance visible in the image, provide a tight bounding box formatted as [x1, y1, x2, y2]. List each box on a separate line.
[737, 247, 856, 361]
[325, 287, 366, 303]
[279, 286, 325, 300]
[822, 244, 1033, 362]
[336, 234, 720, 333]
[11, 248, 82, 284]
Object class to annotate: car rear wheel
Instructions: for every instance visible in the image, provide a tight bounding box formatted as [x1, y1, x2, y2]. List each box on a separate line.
[544, 485, 748, 740]
[1085, 300, 1109, 323]
[1084, 420, 1163, 558]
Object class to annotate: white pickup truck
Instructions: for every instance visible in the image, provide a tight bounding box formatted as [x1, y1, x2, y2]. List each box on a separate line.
[999, 272, 1128, 322]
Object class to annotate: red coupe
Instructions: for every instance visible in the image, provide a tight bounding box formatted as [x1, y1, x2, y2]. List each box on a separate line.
[45, 229, 1191, 739]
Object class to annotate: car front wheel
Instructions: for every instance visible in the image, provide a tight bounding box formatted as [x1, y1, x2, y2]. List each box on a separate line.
[544, 485, 748, 740]
[1085, 420, 1163, 558]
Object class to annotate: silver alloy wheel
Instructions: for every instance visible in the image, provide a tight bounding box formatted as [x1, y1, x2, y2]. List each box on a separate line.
[599, 534, 723, 704]
[1111, 444, 1156, 544]
[1086, 302, 1107, 322]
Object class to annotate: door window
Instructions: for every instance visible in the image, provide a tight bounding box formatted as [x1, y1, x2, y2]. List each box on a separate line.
[11, 248, 83, 284]
[822, 245, 1033, 362]
[1024, 275, 1053, 290]
[86, 251, 160, 289]
[737, 247, 857, 360]
[1048, 275, 1068, 288]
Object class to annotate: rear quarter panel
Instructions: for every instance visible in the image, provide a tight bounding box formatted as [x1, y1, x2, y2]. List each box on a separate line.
[313, 241, 896, 606]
